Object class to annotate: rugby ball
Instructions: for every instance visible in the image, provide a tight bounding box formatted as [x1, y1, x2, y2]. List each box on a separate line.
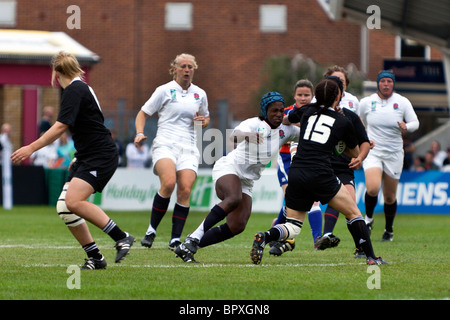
[334, 140, 346, 156]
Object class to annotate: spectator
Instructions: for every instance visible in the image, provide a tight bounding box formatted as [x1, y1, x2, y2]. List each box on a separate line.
[30, 138, 58, 168]
[412, 155, 425, 172]
[111, 130, 124, 167]
[55, 131, 76, 169]
[0, 123, 12, 165]
[402, 133, 414, 170]
[430, 140, 446, 169]
[423, 150, 439, 170]
[125, 140, 151, 168]
[441, 147, 450, 172]
[38, 106, 55, 136]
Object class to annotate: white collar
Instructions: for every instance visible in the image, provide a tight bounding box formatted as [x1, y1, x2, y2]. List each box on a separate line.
[70, 77, 82, 84]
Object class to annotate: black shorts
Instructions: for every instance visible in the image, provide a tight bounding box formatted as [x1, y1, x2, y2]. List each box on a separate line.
[68, 154, 118, 193]
[285, 166, 341, 211]
[334, 170, 355, 188]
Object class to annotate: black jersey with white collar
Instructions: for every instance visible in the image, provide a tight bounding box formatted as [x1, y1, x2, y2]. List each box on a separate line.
[57, 80, 117, 160]
[288, 104, 358, 169]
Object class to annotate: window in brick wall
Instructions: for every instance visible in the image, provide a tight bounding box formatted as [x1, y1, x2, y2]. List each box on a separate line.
[259, 4, 287, 33]
[0, 0, 17, 27]
[165, 2, 193, 31]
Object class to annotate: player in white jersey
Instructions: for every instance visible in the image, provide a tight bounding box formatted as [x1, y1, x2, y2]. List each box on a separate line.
[359, 70, 419, 241]
[134, 53, 210, 250]
[174, 92, 300, 262]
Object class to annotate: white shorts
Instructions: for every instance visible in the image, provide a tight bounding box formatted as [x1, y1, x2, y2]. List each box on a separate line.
[151, 141, 200, 175]
[212, 157, 254, 197]
[363, 148, 404, 180]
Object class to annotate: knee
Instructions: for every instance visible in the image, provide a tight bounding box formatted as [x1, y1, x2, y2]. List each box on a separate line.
[384, 195, 397, 205]
[160, 179, 176, 196]
[222, 194, 242, 213]
[57, 186, 84, 227]
[284, 217, 303, 239]
[365, 187, 379, 197]
[176, 184, 193, 201]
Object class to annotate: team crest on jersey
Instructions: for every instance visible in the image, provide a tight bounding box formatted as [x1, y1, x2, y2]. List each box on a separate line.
[194, 93, 200, 100]
[279, 129, 285, 139]
[257, 127, 267, 137]
[371, 101, 377, 111]
[393, 103, 399, 110]
[170, 89, 177, 101]
[348, 102, 354, 109]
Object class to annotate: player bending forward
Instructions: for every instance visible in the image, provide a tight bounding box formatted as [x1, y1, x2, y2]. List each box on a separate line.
[251, 78, 388, 266]
[174, 92, 299, 262]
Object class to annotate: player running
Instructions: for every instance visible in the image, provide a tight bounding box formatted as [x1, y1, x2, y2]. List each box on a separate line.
[135, 53, 210, 251]
[251, 78, 387, 266]
[11, 51, 134, 269]
[174, 92, 299, 262]
[315, 67, 372, 257]
[359, 70, 419, 241]
[269, 79, 322, 256]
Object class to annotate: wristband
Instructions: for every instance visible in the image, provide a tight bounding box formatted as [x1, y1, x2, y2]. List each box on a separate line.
[136, 132, 144, 137]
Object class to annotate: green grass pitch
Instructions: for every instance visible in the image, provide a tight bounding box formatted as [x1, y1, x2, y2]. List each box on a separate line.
[0, 205, 448, 301]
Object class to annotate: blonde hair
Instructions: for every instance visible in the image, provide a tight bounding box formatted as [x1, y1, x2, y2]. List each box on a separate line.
[51, 51, 85, 86]
[169, 53, 198, 79]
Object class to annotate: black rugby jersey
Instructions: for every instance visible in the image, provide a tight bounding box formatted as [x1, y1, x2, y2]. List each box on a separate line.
[288, 104, 358, 169]
[330, 108, 369, 172]
[57, 79, 117, 160]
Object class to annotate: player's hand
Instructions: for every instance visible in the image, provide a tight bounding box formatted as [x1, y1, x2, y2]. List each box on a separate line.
[348, 157, 362, 170]
[282, 115, 291, 125]
[194, 112, 209, 128]
[134, 133, 147, 148]
[11, 146, 33, 164]
[397, 121, 407, 131]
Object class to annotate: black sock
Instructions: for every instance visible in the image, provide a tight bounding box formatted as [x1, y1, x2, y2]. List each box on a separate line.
[384, 201, 397, 232]
[347, 216, 376, 259]
[346, 218, 360, 249]
[199, 223, 234, 248]
[102, 219, 127, 242]
[264, 227, 282, 243]
[171, 203, 190, 240]
[203, 205, 227, 232]
[323, 206, 339, 234]
[364, 192, 378, 219]
[82, 242, 102, 260]
[150, 192, 170, 232]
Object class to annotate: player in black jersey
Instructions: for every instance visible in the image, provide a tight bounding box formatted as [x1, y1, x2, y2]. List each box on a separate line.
[315, 107, 372, 256]
[314, 76, 373, 257]
[251, 78, 387, 265]
[11, 51, 134, 270]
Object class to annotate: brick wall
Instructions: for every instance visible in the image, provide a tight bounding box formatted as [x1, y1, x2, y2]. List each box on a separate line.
[11, 0, 443, 137]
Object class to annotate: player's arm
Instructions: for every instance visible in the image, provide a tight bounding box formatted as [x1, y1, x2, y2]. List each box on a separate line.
[349, 141, 369, 170]
[194, 112, 210, 128]
[11, 121, 68, 164]
[399, 100, 419, 133]
[344, 144, 359, 159]
[348, 112, 371, 169]
[134, 110, 148, 147]
[230, 130, 264, 145]
[342, 120, 359, 159]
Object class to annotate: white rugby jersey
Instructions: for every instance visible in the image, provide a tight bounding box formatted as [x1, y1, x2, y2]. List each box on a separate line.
[359, 92, 419, 153]
[226, 117, 299, 181]
[141, 80, 209, 146]
[340, 91, 359, 114]
[312, 91, 359, 114]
